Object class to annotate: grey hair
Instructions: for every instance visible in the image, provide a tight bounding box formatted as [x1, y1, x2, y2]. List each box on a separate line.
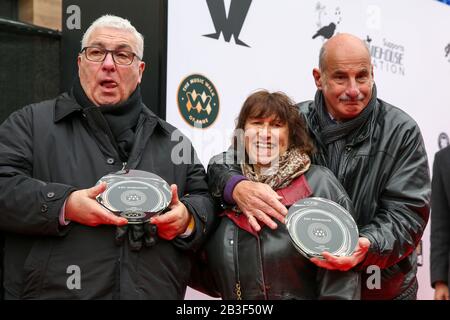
[318, 45, 326, 71]
[81, 15, 144, 59]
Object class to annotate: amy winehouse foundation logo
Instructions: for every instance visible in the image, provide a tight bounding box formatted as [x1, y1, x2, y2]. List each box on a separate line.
[366, 36, 405, 76]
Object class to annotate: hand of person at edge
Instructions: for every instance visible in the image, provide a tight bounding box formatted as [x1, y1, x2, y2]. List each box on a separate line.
[434, 282, 450, 300]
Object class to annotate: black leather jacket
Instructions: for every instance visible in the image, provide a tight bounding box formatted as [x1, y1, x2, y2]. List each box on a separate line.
[196, 165, 360, 300]
[207, 97, 430, 300]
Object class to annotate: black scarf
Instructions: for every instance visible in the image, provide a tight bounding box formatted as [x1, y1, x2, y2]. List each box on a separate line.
[71, 76, 143, 161]
[315, 84, 377, 176]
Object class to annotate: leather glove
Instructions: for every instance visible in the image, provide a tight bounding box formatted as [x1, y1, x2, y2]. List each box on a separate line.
[115, 223, 158, 251]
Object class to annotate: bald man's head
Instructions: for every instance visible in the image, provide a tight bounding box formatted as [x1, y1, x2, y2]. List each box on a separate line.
[319, 33, 371, 72]
[312, 33, 374, 121]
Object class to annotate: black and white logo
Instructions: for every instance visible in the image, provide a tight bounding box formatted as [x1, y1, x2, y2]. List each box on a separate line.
[312, 2, 341, 41]
[445, 43, 450, 63]
[204, 0, 252, 47]
[438, 132, 450, 150]
[366, 35, 405, 76]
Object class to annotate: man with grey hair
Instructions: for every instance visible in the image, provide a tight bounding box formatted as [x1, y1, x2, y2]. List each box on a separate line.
[207, 33, 430, 299]
[0, 15, 215, 299]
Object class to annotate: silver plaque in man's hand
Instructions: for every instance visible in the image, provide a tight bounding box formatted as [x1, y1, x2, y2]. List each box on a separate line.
[96, 169, 172, 224]
[285, 197, 358, 259]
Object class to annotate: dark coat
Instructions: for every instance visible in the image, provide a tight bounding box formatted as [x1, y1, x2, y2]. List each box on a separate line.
[207, 97, 430, 300]
[0, 93, 216, 299]
[195, 165, 360, 300]
[299, 98, 430, 300]
[430, 145, 450, 287]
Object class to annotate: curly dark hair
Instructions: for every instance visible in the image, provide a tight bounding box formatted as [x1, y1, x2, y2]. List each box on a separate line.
[233, 90, 315, 156]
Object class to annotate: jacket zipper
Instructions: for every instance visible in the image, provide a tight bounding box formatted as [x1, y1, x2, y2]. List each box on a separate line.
[256, 234, 268, 300]
[233, 225, 269, 299]
[233, 226, 242, 300]
[339, 145, 354, 188]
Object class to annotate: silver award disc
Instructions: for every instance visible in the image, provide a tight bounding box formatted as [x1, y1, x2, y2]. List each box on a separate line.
[96, 169, 172, 224]
[286, 197, 358, 259]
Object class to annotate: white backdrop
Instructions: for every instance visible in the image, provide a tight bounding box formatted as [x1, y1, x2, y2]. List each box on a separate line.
[166, 0, 450, 300]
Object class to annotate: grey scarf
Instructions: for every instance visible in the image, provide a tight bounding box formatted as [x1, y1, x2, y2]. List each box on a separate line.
[315, 84, 377, 176]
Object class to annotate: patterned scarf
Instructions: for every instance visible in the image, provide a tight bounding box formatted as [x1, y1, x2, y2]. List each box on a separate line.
[241, 147, 311, 190]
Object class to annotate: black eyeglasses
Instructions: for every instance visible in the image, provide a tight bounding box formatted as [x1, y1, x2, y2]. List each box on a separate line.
[80, 46, 141, 65]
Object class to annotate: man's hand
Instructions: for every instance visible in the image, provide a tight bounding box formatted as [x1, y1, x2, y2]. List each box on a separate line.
[310, 237, 371, 271]
[150, 184, 191, 240]
[65, 182, 128, 226]
[233, 180, 288, 232]
[434, 281, 450, 300]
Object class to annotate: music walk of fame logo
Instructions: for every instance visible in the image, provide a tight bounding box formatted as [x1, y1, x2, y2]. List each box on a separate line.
[312, 2, 342, 41]
[177, 74, 219, 129]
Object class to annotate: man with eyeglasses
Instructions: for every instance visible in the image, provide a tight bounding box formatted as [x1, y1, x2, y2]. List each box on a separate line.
[0, 15, 215, 299]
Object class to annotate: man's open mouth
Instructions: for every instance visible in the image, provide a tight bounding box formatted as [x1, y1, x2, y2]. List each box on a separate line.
[100, 80, 118, 88]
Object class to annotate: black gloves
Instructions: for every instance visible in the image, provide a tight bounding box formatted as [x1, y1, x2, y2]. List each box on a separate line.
[115, 223, 158, 251]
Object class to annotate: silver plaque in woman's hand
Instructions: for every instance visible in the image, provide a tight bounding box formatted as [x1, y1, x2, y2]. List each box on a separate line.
[285, 197, 358, 259]
[96, 169, 172, 224]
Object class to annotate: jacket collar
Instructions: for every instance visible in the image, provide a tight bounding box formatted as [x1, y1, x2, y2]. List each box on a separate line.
[53, 92, 169, 135]
[304, 94, 379, 147]
[53, 93, 81, 122]
[140, 106, 171, 135]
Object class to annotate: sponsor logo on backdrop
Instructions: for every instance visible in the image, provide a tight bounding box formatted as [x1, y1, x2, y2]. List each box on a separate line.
[366, 36, 405, 76]
[445, 43, 450, 62]
[438, 132, 449, 150]
[177, 74, 219, 129]
[312, 2, 341, 41]
[204, 0, 252, 47]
